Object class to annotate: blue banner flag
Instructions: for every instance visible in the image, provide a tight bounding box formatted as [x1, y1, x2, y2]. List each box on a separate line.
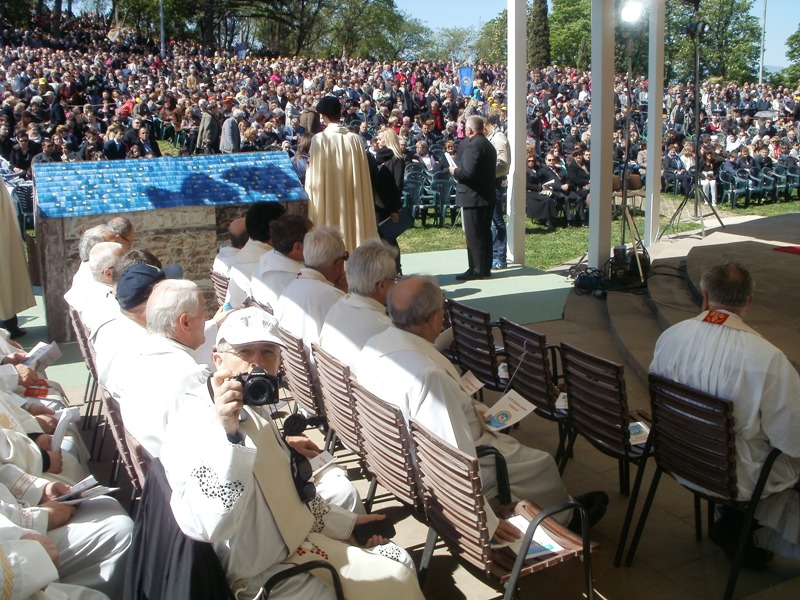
[459, 66, 474, 97]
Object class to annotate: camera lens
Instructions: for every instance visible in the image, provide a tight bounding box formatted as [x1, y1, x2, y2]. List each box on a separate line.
[241, 367, 278, 406]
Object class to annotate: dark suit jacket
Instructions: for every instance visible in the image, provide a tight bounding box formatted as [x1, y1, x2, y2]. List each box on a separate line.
[103, 139, 127, 160]
[538, 165, 569, 195]
[567, 159, 590, 189]
[453, 134, 496, 208]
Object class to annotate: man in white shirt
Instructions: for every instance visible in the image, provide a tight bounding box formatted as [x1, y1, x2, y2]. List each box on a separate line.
[160, 309, 423, 600]
[67, 242, 125, 337]
[318, 240, 396, 369]
[356, 276, 608, 536]
[650, 262, 800, 565]
[224, 203, 286, 309]
[0, 464, 132, 598]
[211, 217, 247, 278]
[0, 511, 110, 600]
[94, 261, 179, 397]
[119, 279, 208, 458]
[250, 214, 311, 311]
[274, 227, 348, 357]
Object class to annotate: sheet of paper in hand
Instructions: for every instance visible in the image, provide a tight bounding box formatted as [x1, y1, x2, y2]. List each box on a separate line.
[483, 390, 534, 430]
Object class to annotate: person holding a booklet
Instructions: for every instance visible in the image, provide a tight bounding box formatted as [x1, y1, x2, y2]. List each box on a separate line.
[160, 307, 423, 600]
[650, 262, 800, 567]
[356, 276, 609, 541]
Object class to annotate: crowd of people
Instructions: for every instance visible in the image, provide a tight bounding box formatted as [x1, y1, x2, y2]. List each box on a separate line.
[2, 12, 800, 598]
[2, 15, 799, 217]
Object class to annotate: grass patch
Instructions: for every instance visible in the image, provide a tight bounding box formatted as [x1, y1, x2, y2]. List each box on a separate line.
[158, 140, 180, 157]
[399, 193, 799, 271]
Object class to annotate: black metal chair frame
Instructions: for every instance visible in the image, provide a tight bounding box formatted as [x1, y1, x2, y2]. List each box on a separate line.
[624, 375, 783, 600]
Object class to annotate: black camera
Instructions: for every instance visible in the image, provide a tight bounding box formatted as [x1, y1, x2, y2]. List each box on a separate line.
[233, 367, 279, 406]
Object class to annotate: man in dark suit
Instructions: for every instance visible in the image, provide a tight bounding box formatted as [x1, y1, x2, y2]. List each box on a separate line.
[566, 148, 590, 226]
[450, 115, 497, 281]
[539, 152, 571, 225]
[43, 90, 66, 136]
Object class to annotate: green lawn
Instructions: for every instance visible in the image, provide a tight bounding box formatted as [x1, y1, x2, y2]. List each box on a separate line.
[399, 195, 800, 271]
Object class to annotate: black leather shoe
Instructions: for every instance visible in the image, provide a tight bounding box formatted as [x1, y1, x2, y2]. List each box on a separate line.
[8, 327, 26, 339]
[568, 491, 609, 534]
[709, 519, 774, 571]
[455, 270, 480, 281]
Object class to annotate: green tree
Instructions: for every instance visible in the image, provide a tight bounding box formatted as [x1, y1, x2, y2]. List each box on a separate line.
[528, 0, 550, 68]
[475, 10, 506, 64]
[321, 0, 409, 59]
[781, 22, 800, 83]
[430, 26, 477, 63]
[383, 14, 432, 61]
[549, 0, 591, 69]
[664, 0, 760, 84]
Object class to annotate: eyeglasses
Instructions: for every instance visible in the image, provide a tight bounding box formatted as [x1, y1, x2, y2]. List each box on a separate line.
[223, 345, 279, 362]
[339, 251, 349, 262]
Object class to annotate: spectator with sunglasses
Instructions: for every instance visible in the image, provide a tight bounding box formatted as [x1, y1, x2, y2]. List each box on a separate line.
[160, 307, 423, 600]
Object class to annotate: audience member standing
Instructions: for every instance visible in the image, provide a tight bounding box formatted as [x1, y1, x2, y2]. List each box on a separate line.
[451, 115, 496, 281]
[485, 111, 510, 270]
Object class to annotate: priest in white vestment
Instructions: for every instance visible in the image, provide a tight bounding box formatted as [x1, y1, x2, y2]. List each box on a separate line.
[223, 203, 286, 309]
[0, 465, 132, 597]
[318, 240, 397, 369]
[0, 183, 35, 338]
[357, 277, 608, 536]
[304, 96, 377, 251]
[274, 227, 347, 358]
[161, 308, 423, 600]
[0, 512, 113, 600]
[250, 214, 311, 311]
[119, 280, 208, 459]
[650, 262, 800, 561]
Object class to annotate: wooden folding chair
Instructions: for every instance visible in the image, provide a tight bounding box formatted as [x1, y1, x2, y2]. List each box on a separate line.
[625, 375, 783, 600]
[350, 378, 422, 513]
[100, 388, 151, 512]
[446, 300, 508, 394]
[410, 419, 595, 599]
[68, 306, 100, 430]
[498, 319, 570, 464]
[559, 342, 653, 566]
[209, 268, 229, 308]
[277, 326, 328, 438]
[311, 345, 374, 504]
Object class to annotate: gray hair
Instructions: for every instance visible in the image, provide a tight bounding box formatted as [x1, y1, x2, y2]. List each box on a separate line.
[387, 276, 444, 329]
[79, 224, 112, 261]
[466, 115, 485, 134]
[146, 279, 203, 338]
[303, 226, 345, 270]
[347, 240, 398, 296]
[700, 262, 754, 310]
[233, 109, 245, 119]
[106, 216, 134, 238]
[88, 242, 124, 281]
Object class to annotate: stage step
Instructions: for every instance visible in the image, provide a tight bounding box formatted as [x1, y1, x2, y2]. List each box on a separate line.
[606, 291, 663, 385]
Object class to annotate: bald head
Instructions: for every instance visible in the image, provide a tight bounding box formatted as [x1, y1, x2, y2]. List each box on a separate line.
[700, 262, 754, 314]
[228, 217, 248, 249]
[387, 276, 445, 341]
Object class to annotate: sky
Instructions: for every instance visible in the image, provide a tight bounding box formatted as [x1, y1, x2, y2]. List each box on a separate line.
[394, 0, 796, 68]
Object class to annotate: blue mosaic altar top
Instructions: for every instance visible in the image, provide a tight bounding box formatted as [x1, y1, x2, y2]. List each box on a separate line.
[33, 151, 307, 218]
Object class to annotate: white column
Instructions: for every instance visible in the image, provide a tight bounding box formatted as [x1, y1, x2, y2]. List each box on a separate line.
[587, 0, 615, 268]
[643, 0, 665, 247]
[507, 0, 527, 265]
